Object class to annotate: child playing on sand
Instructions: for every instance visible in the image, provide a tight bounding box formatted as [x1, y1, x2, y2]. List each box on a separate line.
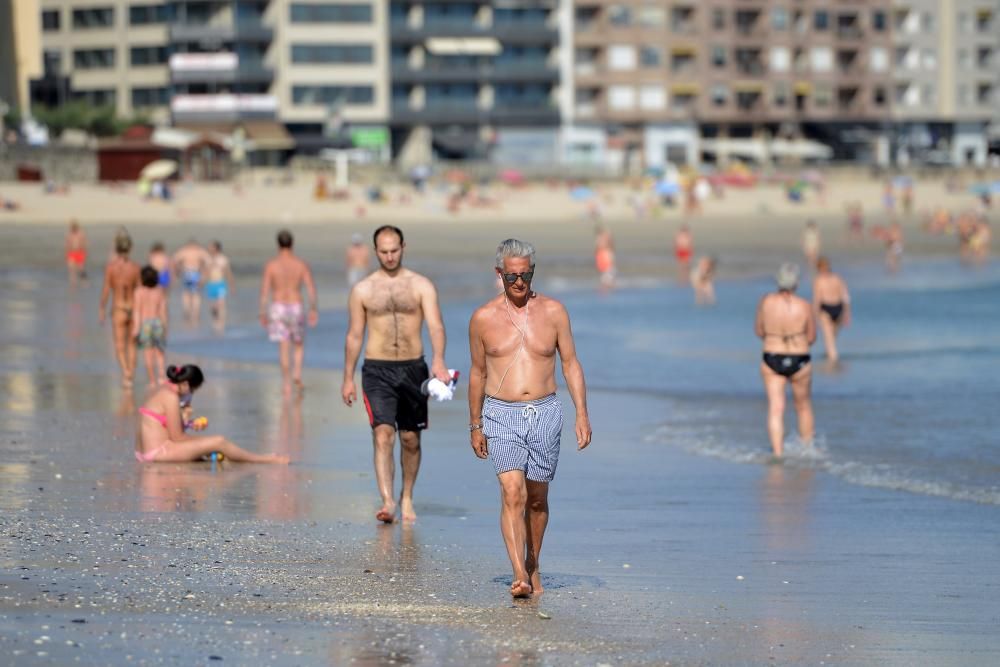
[132, 266, 168, 388]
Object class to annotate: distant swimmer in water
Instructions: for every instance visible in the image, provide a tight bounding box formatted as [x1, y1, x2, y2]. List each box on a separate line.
[148, 242, 172, 290]
[885, 221, 903, 273]
[65, 220, 88, 287]
[173, 239, 211, 323]
[205, 240, 235, 332]
[674, 224, 693, 282]
[691, 256, 717, 306]
[594, 225, 616, 288]
[755, 263, 816, 459]
[135, 364, 288, 464]
[802, 220, 820, 268]
[345, 232, 371, 287]
[812, 257, 851, 364]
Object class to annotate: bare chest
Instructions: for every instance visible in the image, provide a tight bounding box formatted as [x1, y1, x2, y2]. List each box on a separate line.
[366, 283, 420, 317]
[483, 321, 556, 358]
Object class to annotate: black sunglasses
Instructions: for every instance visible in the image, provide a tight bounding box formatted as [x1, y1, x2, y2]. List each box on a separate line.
[501, 271, 534, 284]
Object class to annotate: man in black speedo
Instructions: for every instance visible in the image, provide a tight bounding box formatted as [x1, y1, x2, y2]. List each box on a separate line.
[754, 263, 817, 459]
[341, 225, 451, 523]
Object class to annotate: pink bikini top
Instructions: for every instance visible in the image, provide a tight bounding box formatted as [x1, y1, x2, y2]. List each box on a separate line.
[138, 407, 168, 428]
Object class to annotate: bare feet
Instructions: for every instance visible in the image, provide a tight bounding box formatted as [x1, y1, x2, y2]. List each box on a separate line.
[400, 497, 417, 523]
[294, 378, 305, 395]
[510, 580, 533, 599]
[525, 559, 543, 594]
[375, 503, 397, 524]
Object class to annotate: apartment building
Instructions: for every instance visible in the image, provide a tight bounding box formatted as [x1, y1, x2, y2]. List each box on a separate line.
[33, 1, 388, 156]
[388, 0, 562, 163]
[0, 0, 43, 119]
[567, 0, 899, 169]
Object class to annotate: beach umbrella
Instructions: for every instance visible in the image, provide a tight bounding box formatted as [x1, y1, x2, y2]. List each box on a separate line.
[570, 185, 595, 201]
[140, 159, 178, 181]
[654, 179, 680, 197]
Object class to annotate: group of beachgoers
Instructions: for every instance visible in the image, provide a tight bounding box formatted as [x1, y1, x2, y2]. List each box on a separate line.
[90, 222, 590, 600]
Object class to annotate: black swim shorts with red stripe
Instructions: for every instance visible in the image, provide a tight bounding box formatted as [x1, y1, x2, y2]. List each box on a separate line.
[361, 358, 429, 431]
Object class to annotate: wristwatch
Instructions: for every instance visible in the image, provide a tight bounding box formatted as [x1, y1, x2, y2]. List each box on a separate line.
[469, 423, 482, 432]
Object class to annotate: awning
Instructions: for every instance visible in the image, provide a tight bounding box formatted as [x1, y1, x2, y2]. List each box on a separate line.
[670, 83, 700, 95]
[733, 81, 765, 93]
[793, 81, 813, 95]
[426, 37, 502, 55]
[770, 139, 833, 159]
[670, 45, 697, 56]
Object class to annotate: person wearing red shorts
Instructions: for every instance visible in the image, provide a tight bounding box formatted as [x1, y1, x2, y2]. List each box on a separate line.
[65, 220, 88, 286]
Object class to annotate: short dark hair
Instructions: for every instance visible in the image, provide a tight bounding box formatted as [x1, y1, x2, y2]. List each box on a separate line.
[211, 240, 222, 251]
[140, 265, 159, 288]
[277, 229, 293, 248]
[373, 225, 404, 246]
[150, 241, 164, 253]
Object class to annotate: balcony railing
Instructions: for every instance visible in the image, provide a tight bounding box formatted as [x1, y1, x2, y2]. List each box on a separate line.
[170, 20, 273, 43]
[391, 101, 558, 125]
[836, 26, 864, 40]
[391, 61, 557, 83]
[171, 93, 278, 121]
[390, 19, 556, 42]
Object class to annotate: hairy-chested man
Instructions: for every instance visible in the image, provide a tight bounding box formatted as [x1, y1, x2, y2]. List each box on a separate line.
[812, 257, 851, 363]
[469, 239, 592, 599]
[755, 263, 816, 459]
[172, 239, 211, 323]
[99, 230, 141, 387]
[65, 220, 88, 286]
[341, 225, 450, 524]
[259, 230, 318, 396]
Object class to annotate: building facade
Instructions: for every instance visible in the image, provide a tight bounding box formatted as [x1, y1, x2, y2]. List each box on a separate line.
[1, 0, 43, 119]
[24, 0, 1000, 166]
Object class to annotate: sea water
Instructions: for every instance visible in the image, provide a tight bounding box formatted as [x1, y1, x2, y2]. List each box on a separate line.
[177, 257, 1000, 506]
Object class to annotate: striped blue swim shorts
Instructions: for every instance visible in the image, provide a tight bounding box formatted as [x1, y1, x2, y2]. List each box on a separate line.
[482, 393, 563, 482]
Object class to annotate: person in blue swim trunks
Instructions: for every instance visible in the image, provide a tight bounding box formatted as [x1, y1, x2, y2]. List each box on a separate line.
[468, 238, 592, 600]
[148, 242, 172, 290]
[205, 240, 235, 332]
[172, 239, 211, 324]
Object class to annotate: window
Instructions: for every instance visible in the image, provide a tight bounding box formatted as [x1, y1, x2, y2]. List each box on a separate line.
[814, 83, 832, 107]
[640, 46, 662, 68]
[639, 85, 666, 110]
[711, 84, 727, 106]
[922, 49, 936, 70]
[772, 8, 787, 30]
[129, 4, 169, 25]
[870, 47, 888, 72]
[291, 44, 374, 64]
[608, 85, 635, 110]
[638, 6, 665, 27]
[958, 50, 971, 68]
[712, 45, 727, 67]
[130, 46, 168, 66]
[42, 9, 61, 31]
[73, 48, 116, 69]
[872, 10, 886, 31]
[72, 7, 114, 28]
[922, 84, 936, 105]
[770, 46, 789, 72]
[43, 50, 63, 77]
[608, 5, 631, 26]
[873, 86, 886, 106]
[810, 47, 832, 72]
[958, 85, 970, 105]
[292, 85, 374, 106]
[773, 82, 789, 107]
[72, 89, 116, 107]
[958, 12, 970, 32]
[290, 3, 373, 24]
[608, 45, 637, 70]
[131, 87, 169, 107]
[712, 8, 725, 29]
[814, 11, 828, 30]
[922, 11, 934, 33]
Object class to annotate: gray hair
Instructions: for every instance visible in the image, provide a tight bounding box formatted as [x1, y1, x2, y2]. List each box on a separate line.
[495, 238, 536, 269]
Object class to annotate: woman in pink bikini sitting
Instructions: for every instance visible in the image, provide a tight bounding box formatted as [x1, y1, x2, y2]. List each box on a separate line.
[136, 364, 288, 464]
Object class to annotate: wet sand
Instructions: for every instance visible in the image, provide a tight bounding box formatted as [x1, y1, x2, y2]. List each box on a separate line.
[2, 223, 999, 665]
